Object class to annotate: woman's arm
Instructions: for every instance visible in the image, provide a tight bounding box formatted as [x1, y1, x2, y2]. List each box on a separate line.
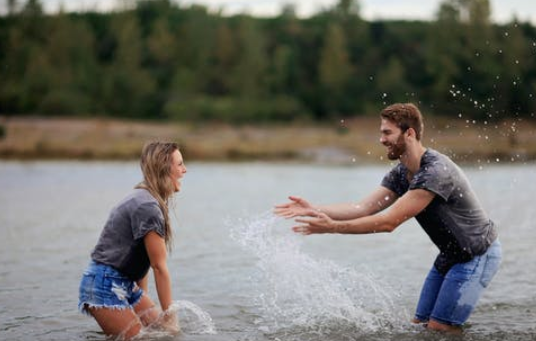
[137, 273, 149, 293]
[144, 231, 172, 311]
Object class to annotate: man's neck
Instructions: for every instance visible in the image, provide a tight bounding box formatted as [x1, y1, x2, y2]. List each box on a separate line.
[400, 144, 427, 174]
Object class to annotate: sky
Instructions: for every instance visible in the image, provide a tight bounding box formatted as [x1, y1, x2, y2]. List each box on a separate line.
[4, 0, 536, 24]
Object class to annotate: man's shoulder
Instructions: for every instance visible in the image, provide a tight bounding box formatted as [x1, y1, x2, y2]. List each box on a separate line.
[421, 149, 456, 170]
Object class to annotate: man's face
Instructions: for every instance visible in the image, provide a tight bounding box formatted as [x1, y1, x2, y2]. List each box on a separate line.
[380, 119, 407, 160]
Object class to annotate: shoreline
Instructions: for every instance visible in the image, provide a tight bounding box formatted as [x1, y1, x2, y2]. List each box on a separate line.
[1, 116, 535, 164]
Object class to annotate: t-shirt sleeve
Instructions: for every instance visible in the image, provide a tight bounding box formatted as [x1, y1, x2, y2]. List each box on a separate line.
[409, 162, 454, 201]
[131, 202, 166, 240]
[381, 165, 405, 196]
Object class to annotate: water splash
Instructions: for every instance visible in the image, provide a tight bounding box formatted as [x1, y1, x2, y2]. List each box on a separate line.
[173, 300, 217, 334]
[119, 300, 216, 340]
[229, 212, 407, 337]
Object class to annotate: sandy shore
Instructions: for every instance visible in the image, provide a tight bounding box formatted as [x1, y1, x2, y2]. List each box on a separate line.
[0, 116, 535, 164]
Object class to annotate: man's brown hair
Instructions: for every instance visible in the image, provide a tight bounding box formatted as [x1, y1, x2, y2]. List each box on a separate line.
[380, 103, 424, 141]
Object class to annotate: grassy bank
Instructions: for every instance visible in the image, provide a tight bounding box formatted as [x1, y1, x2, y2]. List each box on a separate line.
[0, 116, 535, 164]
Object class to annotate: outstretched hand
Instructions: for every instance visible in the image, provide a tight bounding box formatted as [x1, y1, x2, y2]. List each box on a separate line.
[293, 212, 337, 235]
[157, 311, 180, 335]
[274, 196, 317, 218]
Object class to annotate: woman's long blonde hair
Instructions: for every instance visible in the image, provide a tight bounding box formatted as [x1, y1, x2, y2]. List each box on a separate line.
[135, 141, 179, 251]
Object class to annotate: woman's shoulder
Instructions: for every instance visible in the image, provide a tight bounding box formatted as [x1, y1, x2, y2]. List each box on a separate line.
[116, 188, 159, 211]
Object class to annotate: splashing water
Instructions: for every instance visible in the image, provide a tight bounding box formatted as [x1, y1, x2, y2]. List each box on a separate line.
[119, 300, 216, 340]
[229, 212, 408, 337]
[173, 300, 217, 334]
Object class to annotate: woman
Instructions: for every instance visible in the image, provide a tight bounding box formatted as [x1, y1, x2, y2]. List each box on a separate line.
[78, 141, 186, 339]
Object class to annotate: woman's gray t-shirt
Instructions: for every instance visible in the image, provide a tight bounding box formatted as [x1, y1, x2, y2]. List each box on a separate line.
[91, 188, 165, 281]
[381, 149, 498, 274]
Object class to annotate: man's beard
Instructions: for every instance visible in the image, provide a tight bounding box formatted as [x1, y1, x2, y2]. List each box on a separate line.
[387, 134, 406, 160]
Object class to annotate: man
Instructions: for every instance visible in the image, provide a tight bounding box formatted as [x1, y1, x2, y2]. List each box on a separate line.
[274, 103, 501, 333]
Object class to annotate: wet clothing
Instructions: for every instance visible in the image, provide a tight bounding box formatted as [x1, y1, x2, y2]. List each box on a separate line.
[91, 188, 166, 281]
[78, 260, 144, 314]
[414, 239, 502, 325]
[381, 149, 498, 275]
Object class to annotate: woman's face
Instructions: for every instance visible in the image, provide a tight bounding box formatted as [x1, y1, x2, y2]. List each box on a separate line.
[169, 149, 187, 192]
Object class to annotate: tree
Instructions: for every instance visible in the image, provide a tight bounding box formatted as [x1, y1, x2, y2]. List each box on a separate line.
[376, 57, 410, 103]
[37, 13, 98, 114]
[318, 23, 352, 116]
[231, 16, 269, 98]
[7, 0, 18, 15]
[102, 13, 156, 117]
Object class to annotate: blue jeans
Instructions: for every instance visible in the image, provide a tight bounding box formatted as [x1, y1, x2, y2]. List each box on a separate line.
[414, 240, 502, 326]
[78, 261, 144, 315]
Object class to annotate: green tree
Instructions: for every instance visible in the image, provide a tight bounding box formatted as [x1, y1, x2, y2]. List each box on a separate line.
[376, 57, 410, 103]
[37, 14, 98, 114]
[318, 23, 352, 116]
[208, 21, 237, 95]
[102, 13, 156, 117]
[231, 16, 268, 98]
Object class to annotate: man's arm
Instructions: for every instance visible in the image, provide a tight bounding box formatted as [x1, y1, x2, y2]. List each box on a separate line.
[274, 187, 398, 220]
[317, 186, 398, 220]
[293, 189, 435, 235]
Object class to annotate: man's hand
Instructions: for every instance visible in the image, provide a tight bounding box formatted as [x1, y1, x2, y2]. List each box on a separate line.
[293, 212, 337, 235]
[274, 196, 317, 218]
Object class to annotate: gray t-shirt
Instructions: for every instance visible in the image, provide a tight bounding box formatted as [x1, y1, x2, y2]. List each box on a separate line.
[381, 149, 498, 274]
[91, 188, 166, 281]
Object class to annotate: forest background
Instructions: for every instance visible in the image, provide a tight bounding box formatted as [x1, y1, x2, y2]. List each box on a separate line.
[1, 0, 535, 162]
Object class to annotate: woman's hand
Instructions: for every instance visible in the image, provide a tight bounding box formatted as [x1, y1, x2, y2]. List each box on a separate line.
[157, 311, 180, 335]
[274, 196, 318, 218]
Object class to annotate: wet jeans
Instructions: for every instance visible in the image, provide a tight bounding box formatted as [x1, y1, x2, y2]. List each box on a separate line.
[414, 239, 502, 326]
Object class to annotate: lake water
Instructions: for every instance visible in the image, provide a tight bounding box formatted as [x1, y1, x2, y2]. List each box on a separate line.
[0, 160, 535, 341]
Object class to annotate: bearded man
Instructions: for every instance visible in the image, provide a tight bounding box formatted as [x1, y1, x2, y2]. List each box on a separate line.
[275, 103, 502, 333]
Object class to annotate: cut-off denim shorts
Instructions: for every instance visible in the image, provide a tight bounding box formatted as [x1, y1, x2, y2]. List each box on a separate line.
[414, 239, 502, 326]
[78, 261, 143, 315]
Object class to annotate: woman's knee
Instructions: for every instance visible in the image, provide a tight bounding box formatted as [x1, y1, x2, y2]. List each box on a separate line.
[89, 307, 142, 339]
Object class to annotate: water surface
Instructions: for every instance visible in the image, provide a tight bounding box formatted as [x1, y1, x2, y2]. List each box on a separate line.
[0, 161, 535, 340]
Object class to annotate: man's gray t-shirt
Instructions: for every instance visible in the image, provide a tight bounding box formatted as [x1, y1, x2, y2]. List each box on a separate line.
[381, 149, 498, 274]
[91, 188, 166, 281]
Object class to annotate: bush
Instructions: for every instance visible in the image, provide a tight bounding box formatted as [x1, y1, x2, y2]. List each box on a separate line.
[164, 95, 308, 123]
[39, 89, 92, 115]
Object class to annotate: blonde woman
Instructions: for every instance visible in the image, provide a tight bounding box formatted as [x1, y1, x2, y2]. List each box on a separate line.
[78, 141, 186, 339]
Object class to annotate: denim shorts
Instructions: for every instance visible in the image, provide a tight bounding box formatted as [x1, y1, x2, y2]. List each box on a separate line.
[414, 239, 502, 326]
[78, 261, 144, 315]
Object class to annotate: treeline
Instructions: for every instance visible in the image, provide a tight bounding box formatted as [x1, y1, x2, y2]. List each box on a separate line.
[1, 0, 535, 122]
